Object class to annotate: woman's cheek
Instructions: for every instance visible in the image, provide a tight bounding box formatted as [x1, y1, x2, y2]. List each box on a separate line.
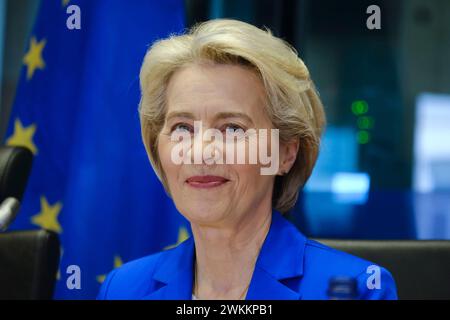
[158, 138, 178, 182]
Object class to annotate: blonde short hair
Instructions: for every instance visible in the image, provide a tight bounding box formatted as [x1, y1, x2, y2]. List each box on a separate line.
[139, 19, 326, 213]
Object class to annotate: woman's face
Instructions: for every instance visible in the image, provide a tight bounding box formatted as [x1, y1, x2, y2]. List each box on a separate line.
[157, 63, 280, 226]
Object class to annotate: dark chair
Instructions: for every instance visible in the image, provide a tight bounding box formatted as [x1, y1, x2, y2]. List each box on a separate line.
[0, 145, 60, 299]
[314, 238, 450, 300]
[0, 146, 33, 203]
[0, 229, 60, 299]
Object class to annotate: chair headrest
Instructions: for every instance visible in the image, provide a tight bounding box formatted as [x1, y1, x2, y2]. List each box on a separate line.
[0, 146, 33, 203]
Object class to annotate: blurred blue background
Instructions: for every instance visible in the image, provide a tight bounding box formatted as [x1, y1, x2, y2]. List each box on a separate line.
[0, 0, 449, 299]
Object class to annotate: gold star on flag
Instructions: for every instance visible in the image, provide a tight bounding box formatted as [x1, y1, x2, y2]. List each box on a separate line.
[97, 255, 123, 283]
[6, 118, 38, 155]
[23, 37, 46, 80]
[31, 196, 63, 234]
[62, 0, 70, 7]
[164, 226, 190, 250]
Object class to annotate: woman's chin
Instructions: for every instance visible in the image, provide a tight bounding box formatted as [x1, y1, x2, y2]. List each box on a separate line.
[181, 204, 229, 225]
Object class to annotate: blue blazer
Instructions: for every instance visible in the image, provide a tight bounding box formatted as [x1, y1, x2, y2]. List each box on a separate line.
[97, 211, 398, 300]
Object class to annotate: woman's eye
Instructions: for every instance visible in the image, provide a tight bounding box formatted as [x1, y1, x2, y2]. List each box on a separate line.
[224, 124, 245, 133]
[171, 123, 192, 133]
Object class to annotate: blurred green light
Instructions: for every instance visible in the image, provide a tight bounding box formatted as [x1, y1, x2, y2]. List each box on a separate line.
[357, 116, 374, 130]
[351, 100, 369, 115]
[357, 130, 370, 144]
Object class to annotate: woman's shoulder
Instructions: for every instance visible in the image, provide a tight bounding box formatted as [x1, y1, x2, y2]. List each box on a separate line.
[301, 238, 398, 299]
[304, 238, 375, 269]
[96, 245, 179, 300]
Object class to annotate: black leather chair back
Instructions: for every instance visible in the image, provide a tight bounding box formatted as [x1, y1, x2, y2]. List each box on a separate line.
[0, 146, 33, 203]
[0, 146, 59, 299]
[315, 239, 450, 300]
[0, 229, 60, 299]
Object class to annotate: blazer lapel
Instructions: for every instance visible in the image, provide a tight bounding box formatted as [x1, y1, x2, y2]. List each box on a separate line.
[141, 237, 195, 300]
[142, 211, 307, 300]
[246, 211, 307, 300]
[246, 266, 301, 300]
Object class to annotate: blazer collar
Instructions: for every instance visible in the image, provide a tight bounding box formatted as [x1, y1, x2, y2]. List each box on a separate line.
[141, 237, 195, 300]
[142, 210, 307, 300]
[246, 210, 306, 300]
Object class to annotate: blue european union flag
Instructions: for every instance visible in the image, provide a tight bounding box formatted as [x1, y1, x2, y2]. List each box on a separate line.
[4, 0, 187, 299]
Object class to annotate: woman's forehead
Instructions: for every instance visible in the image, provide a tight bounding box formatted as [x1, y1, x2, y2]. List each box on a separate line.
[167, 64, 264, 102]
[165, 63, 267, 120]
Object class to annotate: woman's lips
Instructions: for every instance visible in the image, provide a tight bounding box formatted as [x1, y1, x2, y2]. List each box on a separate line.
[185, 175, 229, 189]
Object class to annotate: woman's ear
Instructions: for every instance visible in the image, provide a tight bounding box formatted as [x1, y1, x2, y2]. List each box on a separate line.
[278, 138, 299, 175]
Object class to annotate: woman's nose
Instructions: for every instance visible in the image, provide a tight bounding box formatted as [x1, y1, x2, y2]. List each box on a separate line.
[189, 123, 224, 165]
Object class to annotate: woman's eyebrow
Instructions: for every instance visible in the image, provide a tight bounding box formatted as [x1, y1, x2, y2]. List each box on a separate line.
[165, 111, 255, 125]
[165, 111, 195, 122]
[213, 112, 254, 126]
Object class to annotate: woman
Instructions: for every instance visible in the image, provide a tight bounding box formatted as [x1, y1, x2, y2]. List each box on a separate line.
[98, 19, 397, 300]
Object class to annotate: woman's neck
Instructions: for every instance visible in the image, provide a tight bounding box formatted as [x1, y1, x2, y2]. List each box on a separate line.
[191, 209, 272, 299]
